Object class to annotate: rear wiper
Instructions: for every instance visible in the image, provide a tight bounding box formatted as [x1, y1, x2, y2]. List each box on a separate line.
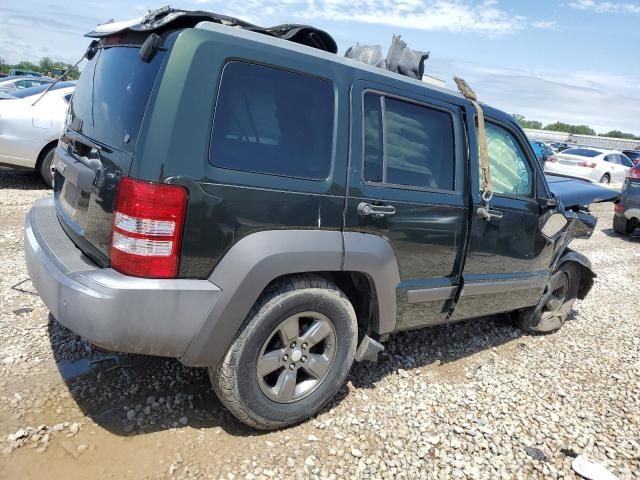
[31, 40, 99, 107]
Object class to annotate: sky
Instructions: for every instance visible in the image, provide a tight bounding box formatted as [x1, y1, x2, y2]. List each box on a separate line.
[1, 0, 639, 134]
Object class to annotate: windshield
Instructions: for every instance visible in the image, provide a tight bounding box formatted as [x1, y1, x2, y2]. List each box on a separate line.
[68, 44, 166, 152]
[11, 81, 76, 98]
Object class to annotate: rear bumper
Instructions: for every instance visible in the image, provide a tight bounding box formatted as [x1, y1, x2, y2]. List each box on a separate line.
[544, 164, 599, 183]
[24, 197, 222, 359]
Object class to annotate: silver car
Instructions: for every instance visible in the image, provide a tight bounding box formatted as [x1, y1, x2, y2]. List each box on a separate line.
[544, 147, 634, 185]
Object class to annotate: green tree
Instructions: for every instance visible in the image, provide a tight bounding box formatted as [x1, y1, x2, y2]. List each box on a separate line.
[39, 57, 55, 75]
[543, 122, 596, 136]
[512, 114, 543, 130]
[600, 130, 640, 140]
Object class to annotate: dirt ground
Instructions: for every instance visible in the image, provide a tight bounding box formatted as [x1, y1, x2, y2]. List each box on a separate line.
[0, 169, 638, 479]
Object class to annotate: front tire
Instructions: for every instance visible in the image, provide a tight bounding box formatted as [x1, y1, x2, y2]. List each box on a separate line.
[599, 173, 610, 185]
[515, 263, 580, 334]
[38, 147, 55, 188]
[210, 275, 358, 430]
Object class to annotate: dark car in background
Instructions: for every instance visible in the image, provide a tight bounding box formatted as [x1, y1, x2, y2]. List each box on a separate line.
[622, 150, 640, 166]
[614, 177, 640, 235]
[551, 143, 572, 153]
[531, 140, 554, 164]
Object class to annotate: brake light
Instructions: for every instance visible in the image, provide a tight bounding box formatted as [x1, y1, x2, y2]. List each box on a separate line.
[615, 203, 625, 213]
[629, 167, 640, 179]
[577, 160, 596, 168]
[110, 177, 187, 278]
[548, 156, 558, 163]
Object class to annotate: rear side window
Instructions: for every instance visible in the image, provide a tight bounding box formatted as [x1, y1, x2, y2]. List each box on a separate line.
[210, 61, 334, 180]
[363, 93, 455, 191]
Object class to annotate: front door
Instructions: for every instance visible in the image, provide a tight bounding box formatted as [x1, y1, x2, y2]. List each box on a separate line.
[345, 81, 468, 330]
[451, 117, 554, 320]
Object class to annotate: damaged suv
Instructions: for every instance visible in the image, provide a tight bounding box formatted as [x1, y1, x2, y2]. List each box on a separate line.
[24, 9, 616, 429]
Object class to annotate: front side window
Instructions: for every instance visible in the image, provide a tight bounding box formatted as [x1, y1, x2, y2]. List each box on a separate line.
[211, 61, 334, 180]
[485, 122, 533, 198]
[363, 93, 455, 190]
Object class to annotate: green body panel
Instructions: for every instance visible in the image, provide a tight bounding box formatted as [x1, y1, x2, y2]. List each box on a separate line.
[52, 20, 594, 343]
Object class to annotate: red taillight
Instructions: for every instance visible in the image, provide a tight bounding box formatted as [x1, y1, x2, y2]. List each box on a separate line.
[629, 167, 640, 179]
[548, 155, 558, 163]
[615, 203, 625, 213]
[110, 177, 188, 278]
[577, 160, 596, 168]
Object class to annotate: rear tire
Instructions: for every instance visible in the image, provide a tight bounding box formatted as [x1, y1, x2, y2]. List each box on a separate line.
[599, 173, 610, 185]
[38, 147, 55, 188]
[613, 214, 635, 235]
[210, 275, 358, 430]
[515, 263, 580, 334]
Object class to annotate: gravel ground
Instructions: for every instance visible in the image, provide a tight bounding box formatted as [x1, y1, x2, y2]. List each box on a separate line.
[0, 168, 638, 479]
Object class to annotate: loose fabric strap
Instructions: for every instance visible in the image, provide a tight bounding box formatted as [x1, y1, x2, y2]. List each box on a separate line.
[453, 77, 492, 196]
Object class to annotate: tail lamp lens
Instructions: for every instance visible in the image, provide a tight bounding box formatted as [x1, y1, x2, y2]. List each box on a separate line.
[577, 161, 596, 168]
[548, 156, 558, 163]
[615, 203, 625, 213]
[110, 177, 187, 278]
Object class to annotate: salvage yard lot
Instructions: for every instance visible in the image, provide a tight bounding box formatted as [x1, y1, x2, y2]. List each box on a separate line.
[0, 169, 638, 479]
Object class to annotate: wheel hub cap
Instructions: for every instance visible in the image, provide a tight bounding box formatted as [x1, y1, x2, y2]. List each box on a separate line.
[291, 349, 303, 362]
[257, 311, 337, 404]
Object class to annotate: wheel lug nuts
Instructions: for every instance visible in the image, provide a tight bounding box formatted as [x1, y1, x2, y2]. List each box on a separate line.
[282, 354, 288, 361]
[290, 341, 296, 348]
[301, 342, 308, 349]
[301, 355, 307, 363]
[289, 364, 295, 370]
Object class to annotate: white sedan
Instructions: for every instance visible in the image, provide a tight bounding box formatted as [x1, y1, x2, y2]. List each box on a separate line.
[0, 82, 74, 186]
[544, 147, 634, 185]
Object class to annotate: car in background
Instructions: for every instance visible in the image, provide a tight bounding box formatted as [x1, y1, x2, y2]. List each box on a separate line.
[622, 150, 640, 166]
[8, 69, 42, 77]
[550, 142, 571, 153]
[0, 76, 55, 92]
[614, 175, 640, 235]
[0, 82, 75, 186]
[544, 147, 634, 184]
[530, 140, 554, 164]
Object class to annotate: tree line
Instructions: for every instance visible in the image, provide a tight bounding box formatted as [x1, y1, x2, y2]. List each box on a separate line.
[512, 114, 640, 140]
[0, 56, 80, 80]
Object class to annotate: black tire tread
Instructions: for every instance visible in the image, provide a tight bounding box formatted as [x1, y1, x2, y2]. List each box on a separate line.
[613, 215, 634, 236]
[515, 263, 581, 334]
[210, 274, 357, 430]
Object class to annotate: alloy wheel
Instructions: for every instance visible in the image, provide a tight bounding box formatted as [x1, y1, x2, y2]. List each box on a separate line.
[257, 312, 337, 403]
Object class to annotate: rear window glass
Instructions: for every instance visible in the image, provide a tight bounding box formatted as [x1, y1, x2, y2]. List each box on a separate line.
[68, 45, 166, 151]
[623, 151, 640, 160]
[563, 148, 601, 158]
[210, 61, 334, 180]
[363, 93, 455, 190]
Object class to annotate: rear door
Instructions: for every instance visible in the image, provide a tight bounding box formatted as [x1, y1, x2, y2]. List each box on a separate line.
[451, 117, 553, 320]
[345, 81, 468, 330]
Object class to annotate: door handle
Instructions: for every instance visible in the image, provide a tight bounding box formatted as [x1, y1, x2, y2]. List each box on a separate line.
[477, 206, 503, 221]
[358, 202, 396, 218]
